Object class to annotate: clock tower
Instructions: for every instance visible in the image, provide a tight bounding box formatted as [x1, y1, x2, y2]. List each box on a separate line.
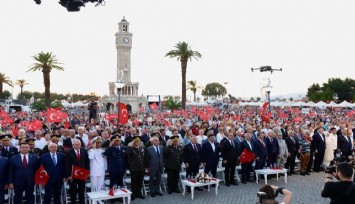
[115, 16, 133, 83]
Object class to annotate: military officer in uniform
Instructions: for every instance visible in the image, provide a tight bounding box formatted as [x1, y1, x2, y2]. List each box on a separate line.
[0, 135, 18, 159]
[28, 138, 42, 157]
[165, 131, 183, 194]
[126, 135, 146, 200]
[42, 135, 65, 154]
[88, 137, 106, 192]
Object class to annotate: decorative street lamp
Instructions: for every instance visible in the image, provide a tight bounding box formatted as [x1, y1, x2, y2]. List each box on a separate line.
[114, 81, 125, 125]
[265, 86, 272, 113]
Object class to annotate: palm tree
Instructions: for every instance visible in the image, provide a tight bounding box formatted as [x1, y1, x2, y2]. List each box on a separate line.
[0, 73, 13, 97]
[16, 79, 29, 96]
[165, 42, 202, 109]
[187, 80, 202, 102]
[27, 52, 64, 107]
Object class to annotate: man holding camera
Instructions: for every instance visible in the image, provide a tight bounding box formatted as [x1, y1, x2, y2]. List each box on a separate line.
[321, 162, 355, 203]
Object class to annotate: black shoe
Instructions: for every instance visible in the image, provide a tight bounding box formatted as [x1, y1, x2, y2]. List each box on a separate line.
[204, 186, 208, 189]
[306, 172, 310, 175]
[156, 192, 163, 196]
[242, 181, 247, 184]
[131, 195, 136, 200]
[196, 187, 203, 191]
[136, 194, 145, 199]
[300, 173, 305, 176]
[231, 181, 238, 186]
[168, 190, 172, 194]
[173, 189, 181, 193]
[150, 194, 155, 197]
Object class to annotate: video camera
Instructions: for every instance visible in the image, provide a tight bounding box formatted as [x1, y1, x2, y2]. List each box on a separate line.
[256, 192, 268, 204]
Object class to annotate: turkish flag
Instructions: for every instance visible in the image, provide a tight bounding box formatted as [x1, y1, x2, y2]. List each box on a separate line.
[72, 165, 90, 181]
[35, 165, 50, 186]
[26, 120, 43, 131]
[173, 110, 180, 115]
[47, 109, 68, 123]
[239, 149, 255, 164]
[2, 118, 14, 125]
[278, 112, 286, 119]
[104, 114, 118, 121]
[261, 102, 270, 123]
[119, 103, 129, 125]
[162, 118, 171, 126]
[149, 103, 159, 110]
[0, 111, 10, 119]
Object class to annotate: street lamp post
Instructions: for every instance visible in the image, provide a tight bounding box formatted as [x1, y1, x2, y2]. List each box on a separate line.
[114, 81, 125, 125]
[265, 86, 272, 113]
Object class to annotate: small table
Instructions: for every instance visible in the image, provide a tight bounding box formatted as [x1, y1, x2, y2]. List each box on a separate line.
[181, 179, 220, 200]
[87, 189, 132, 204]
[254, 169, 288, 184]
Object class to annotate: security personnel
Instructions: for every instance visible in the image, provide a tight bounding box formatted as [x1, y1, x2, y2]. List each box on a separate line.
[0, 155, 9, 204]
[126, 135, 145, 200]
[42, 135, 65, 154]
[28, 138, 42, 157]
[165, 132, 183, 194]
[0, 135, 18, 159]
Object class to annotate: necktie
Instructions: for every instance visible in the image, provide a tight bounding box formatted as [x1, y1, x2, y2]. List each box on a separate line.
[230, 141, 234, 147]
[77, 150, 80, 161]
[52, 154, 57, 166]
[193, 144, 197, 152]
[23, 155, 27, 168]
[261, 140, 265, 147]
[291, 137, 295, 144]
[156, 147, 160, 157]
[347, 136, 352, 149]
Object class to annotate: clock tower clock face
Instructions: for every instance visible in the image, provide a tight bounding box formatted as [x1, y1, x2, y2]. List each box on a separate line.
[123, 38, 129, 43]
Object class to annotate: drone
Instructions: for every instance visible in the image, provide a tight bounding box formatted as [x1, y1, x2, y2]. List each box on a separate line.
[34, 0, 105, 12]
[251, 66, 282, 74]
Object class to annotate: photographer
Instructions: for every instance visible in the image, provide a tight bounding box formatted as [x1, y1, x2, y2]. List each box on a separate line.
[321, 162, 355, 203]
[258, 185, 292, 204]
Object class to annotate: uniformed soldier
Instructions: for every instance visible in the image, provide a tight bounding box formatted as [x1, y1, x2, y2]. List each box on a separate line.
[165, 131, 183, 194]
[88, 137, 106, 192]
[42, 135, 65, 154]
[126, 135, 146, 200]
[0, 135, 18, 159]
[28, 138, 42, 157]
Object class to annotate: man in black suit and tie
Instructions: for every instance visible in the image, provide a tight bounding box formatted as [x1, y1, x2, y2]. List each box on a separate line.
[146, 136, 164, 197]
[141, 127, 151, 144]
[265, 131, 280, 168]
[183, 134, 202, 179]
[285, 131, 299, 175]
[313, 127, 326, 172]
[338, 128, 352, 161]
[221, 132, 239, 186]
[202, 132, 220, 178]
[65, 139, 90, 204]
[8, 142, 39, 204]
[63, 129, 85, 152]
[40, 142, 66, 204]
[239, 133, 254, 184]
[254, 132, 267, 171]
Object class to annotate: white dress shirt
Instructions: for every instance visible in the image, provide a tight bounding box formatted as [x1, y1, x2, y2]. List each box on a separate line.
[209, 141, 215, 152]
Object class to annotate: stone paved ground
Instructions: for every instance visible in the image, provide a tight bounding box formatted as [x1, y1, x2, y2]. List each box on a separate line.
[123, 172, 330, 204]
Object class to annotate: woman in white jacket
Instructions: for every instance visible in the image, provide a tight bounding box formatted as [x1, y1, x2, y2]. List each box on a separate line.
[88, 137, 107, 192]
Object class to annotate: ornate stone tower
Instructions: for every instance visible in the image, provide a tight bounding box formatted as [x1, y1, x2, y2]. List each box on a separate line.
[103, 17, 147, 113]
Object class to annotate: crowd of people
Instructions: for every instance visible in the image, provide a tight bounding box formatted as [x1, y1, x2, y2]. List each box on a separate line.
[0, 104, 354, 203]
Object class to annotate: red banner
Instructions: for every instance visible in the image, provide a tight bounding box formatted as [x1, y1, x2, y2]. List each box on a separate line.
[72, 165, 90, 181]
[35, 165, 50, 186]
[240, 149, 255, 164]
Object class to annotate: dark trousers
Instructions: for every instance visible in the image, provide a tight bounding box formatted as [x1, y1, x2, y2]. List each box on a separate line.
[44, 179, 63, 204]
[166, 168, 179, 191]
[0, 183, 4, 204]
[285, 153, 296, 173]
[307, 148, 314, 172]
[254, 158, 266, 170]
[14, 183, 35, 204]
[224, 163, 236, 183]
[149, 169, 162, 194]
[69, 179, 85, 204]
[131, 171, 144, 196]
[241, 162, 252, 182]
[109, 171, 125, 188]
[204, 162, 218, 178]
[314, 151, 325, 171]
[267, 154, 277, 167]
[186, 165, 199, 179]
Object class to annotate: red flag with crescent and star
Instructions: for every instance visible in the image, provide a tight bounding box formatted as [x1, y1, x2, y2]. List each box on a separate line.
[26, 120, 43, 131]
[149, 103, 159, 110]
[46, 109, 68, 123]
[35, 165, 50, 186]
[239, 149, 255, 164]
[119, 102, 129, 125]
[72, 165, 90, 181]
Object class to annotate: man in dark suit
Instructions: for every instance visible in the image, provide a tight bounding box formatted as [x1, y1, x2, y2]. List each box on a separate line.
[183, 134, 203, 192]
[0, 155, 9, 204]
[8, 142, 39, 204]
[221, 132, 239, 186]
[313, 127, 326, 172]
[65, 139, 90, 204]
[254, 132, 267, 171]
[285, 131, 299, 175]
[265, 131, 280, 168]
[124, 127, 137, 146]
[141, 127, 151, 144]
[40, 142, 66, 204]
[239, 133, 254, 184]
[202, 133, 220, 178]
[337, 128, 352, 161]
[146, 136, 164, 197]
[0, 135, 18, 159]
[63, 129, 85, 151]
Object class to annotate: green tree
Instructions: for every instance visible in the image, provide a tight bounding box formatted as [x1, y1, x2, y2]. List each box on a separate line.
[31, 99, 62, 112]
[187, 80, 202, 102]
[16, 79, 29, 98]
[0, 73, 13, 97]
[307, 83, 321, 98]
[201, 82, 227, 99]
[17, 91, 33, 100]
[27, 52, 64, 107]
[164, 97, 181, 111]
[165, 42, 202, 110]
[307, 78, 355, 101]
[0, 90, 11, 99]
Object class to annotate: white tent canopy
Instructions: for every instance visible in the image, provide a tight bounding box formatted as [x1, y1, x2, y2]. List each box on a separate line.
[333, 101, 354, 108]
[72, 101, 87, 107]
[314, 101, 328, 107]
